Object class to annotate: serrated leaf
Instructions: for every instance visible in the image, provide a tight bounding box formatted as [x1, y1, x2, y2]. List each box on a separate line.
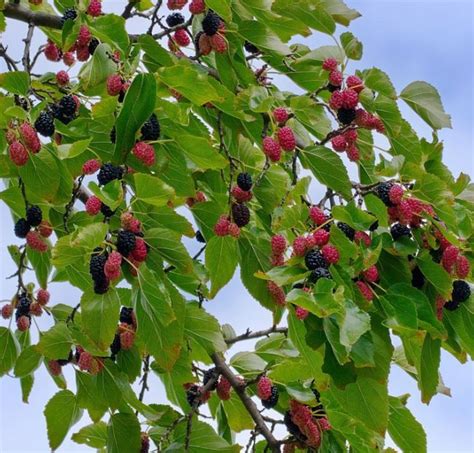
[14, 345, 42, 378]
[44, 390, 82, 450]
[400, 81, 452, 130]
[36, 322, 73, 360]
[0, 327, 19, 376]
[134, 173, 175, 207]
[340, 31, 363, 60]
[107, 413, 141, 453]
[72, 421, 107, 449]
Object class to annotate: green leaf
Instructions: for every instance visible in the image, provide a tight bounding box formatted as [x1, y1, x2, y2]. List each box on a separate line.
[14, 345, 42, 378]
[238, 20, 291, 56]
[78, 43, 117, 95]
[300, 146, 352, 199]
[388, 396, 427, 453]
[337, 299, 371, 349]
[89, 14, 129, 53]
[331, 202, 376, 230]
[419, 334, 441, 403]
[113, 73, 157, 163]
[400, 81, 452, 130]
[134, 173, 175, 207]
[21, 374, 34, 403]
[320, 0, 361, 26]
[328, 376, 389, 435]
[416, 252, 452, 299]
[146, 227, 193, 273]
[36, 322, 73, 360]
[81, 288, 120, 352]
[107, 413, 141, 453]
[0, 71, 30, 96]
[185, 302, 227, 354]
[172, 135, 228, 170]
[72, 421, 107, 449]
[205, 0, 232, 21]
[0, 327, 19, 376]
[205, 236, 239, 298]
[340, 32, 363, 60]
[27, 247, 51, 289]
[44, 390, 82, 451]
[359, 67, 396, 98]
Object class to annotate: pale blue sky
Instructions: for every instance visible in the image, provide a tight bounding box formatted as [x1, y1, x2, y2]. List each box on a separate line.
[1, 1, 473, 451]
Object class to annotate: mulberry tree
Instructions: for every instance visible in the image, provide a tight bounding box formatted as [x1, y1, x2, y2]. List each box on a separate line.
[0, 0, 472, 451]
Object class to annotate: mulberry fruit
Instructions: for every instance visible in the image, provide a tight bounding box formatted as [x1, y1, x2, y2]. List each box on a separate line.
[452, 280, 471, 304]
[1, 304, 13, 319]
[346, 144, 360, 162]
[354, 231, 372, 247]
[107, 74, 123, 96]
[346, 75, 364, 93]
[342, 89, 359, 109]
[130, 237, 148, 262]
[331, 134, 347, 152]
[120, 330, 135, 350]
[305, 250, 328, 270]
[262, 136, 281, 162]
[262, 386, 279, 409]
[321, 245, 339, 264]
[231, 186, 252, 203]
[9, 141, 29, 166]
[267, 281, 286, 306]
[19, 123, 41, 153]
[277, 126, 296, 152]
[209, 33, 227, 54]
[329, 90, 344, 110]
[232, 203, 250, 227]
[202, 10, 220, 36]
[271, 234, 287, 255]
[167, 12, 185, 27]
[292, 236, 308, 257]
[133, 142, 156, 166]
[363, 265, 379, 283]
[44, 40, 61, 61]
[26, 205, 42, 227]
[376, 182, 394, 207]
[389, 184, 404, 205]
[120, 307, 134, 325]
[97, 163, 123, 185]
[329, 70, 343, 87]
[85, 196, 102, 215]
[17, 315, 31, 332]
[390, 223, 411, 240]
[87, 0, 102, 17]
[140, 113, 160, 141]
[14, 218, 31, 238]
[61, 8, 77, 25]
[257, 376, 273, 400]
[26, 231, 48, 252]
[88, 37, 100, 55]
[337, 108, 356, 125]
[63, 51, 75, 66]
[196, 230, 206, 243]
[100, 203, 115, 219]
[273, 107, 289, 124]
[313, 229, 330, 246]
[34, 111, 55, 137]
[214, 215, 230, 236]
[174, 29, 191, 47]
[236, 172, 253, 191]
[356, 280, 373, 302]
[309, 206, 328, 226]
[308, 267, 331, 284]
[295, 306, 309, 320]
[455, 255, 471, 279]
[322, 58, 338, 71]
[56, 70, 69, 86]
[82, 159, 101, 175]
[116, 230, 136, 256]
[337, 222, 355, 241]
[37, 289, 50, 305]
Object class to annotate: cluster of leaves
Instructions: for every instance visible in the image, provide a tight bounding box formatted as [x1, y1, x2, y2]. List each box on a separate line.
[0, 0, 473, 452]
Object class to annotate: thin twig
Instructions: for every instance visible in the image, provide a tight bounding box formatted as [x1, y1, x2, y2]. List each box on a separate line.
[22, 23, 34, 72]
[226, 325, 288, 345]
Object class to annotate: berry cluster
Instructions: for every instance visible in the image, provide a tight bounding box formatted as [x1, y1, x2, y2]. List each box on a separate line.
[213, 214, 241, 238]
[256, 376, 279, 409]
[14, 205, 51, 253]
[6, 121, 41, 166]
[106, 74, 130, 100]
[262, 107, 296, 162]
[2, 289, 50, 331]
[110, 307, 137, 358]
[76, 346, 104, 375]
[197, 11, 228, 55]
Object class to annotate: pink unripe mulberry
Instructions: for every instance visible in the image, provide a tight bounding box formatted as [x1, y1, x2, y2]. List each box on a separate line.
[455, 255, 470, 279]
[356, 280, 373, 302]
[271, 234, 287, 255]
[44, 40, 61, 62]
[1, 304, 13, 319]
[131, 237, 148, 262]
[346, 75, 364, 93]
[231, 186, 252, 203]
[216, 376, 232, 400]
[273, 107, 289, 124]
[17, 315, 30, 332]
[442, 245, 459, 273]
[120, 330, 135, 350]
[56, 70, 69, 86]
[277, 127, 296, 151]
[313, 229, 330, 246]
[267, 281, 286, 306]
[321, 244, 339, 264]
[189, 0, 206, 14]
[214, 215, 231, 236]
[76, 45, 90, 62]
[9, 141, 29, 166]
[309, 206, 327, 226]
[133, 141, 156, 166]
[168, 0, 187, 10]
[318, 417, 332, 431]
[77, 25, 92, 47]
[328, 70, 343, 87]
[48, 360, 62, 376]
[331, 135, 347, 152]
[30, 302, 43, 317]
[82, 158, 101, 175]
[363, 265, 379, 283]
[63, 52, 75, 66]
[329, 90, 344, 110]
[85, 196, 102, 216]
[87, 0, 102, 17]
[38, 220, 53, 238]
[19, 123, 41, 153]
[344, 129, 358, 144]
[174, 29, 191, 47]
[209, 34, 228, 54]
[295, 306, 309, 320]
[257, 376, 273, 400]
[293, 236, 308, 257]
[389, 185, 404, 205]
[322, 58, 338, 71]
[78, 351, 93, 371]
[271, 253, 285, 267]
[228, 222, 241, 238]
[37, 289, 50, 305]
[346, 144, 360, 162]
[26, 231, 48, 252]
[107, 74, 123, 96]
[342, 89, 359, 109]
[262, 136, 281, 162]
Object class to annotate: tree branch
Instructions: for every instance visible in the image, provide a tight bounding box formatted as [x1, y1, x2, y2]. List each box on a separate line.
[226, 325, 288, 345]
[211, 352, 280, 452]
[4, 3, 62, 29]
